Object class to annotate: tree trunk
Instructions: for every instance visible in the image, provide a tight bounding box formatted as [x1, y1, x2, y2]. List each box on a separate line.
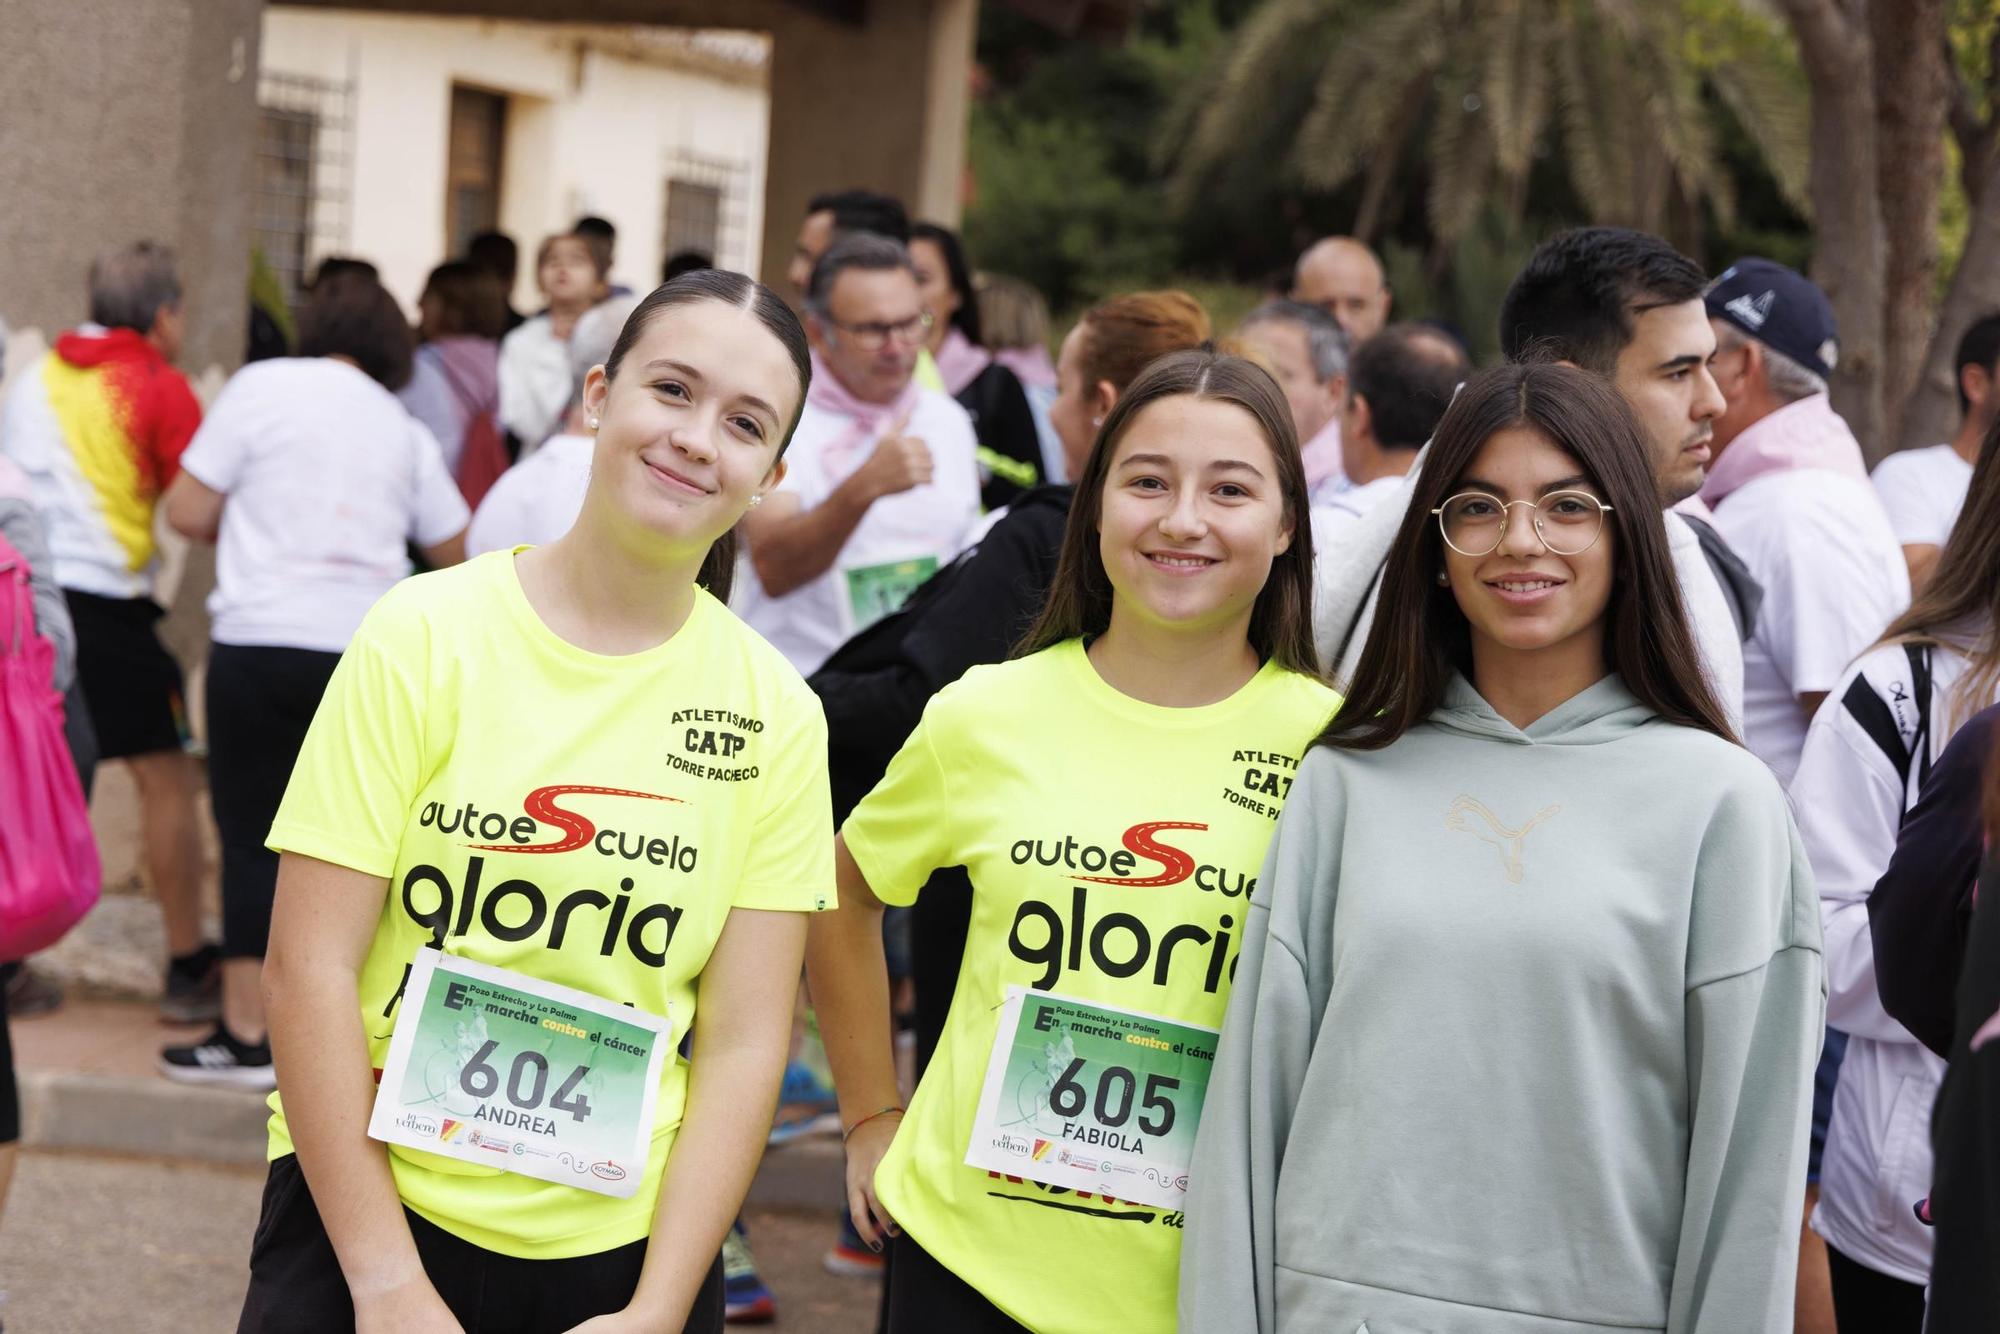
[1871, 0, 1949, 446]
[1898, 150, 2000, 451]
[1779, 0, 1889, 458]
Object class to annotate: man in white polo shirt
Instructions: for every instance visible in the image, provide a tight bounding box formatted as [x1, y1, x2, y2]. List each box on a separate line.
[1872, 311, 2000, 593]
[737, 233, 981, 675]
[1702, 258, 1911, 786]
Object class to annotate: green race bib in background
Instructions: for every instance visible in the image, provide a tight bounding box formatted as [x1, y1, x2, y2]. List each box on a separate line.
[840, 555, 939, 634]
[368, 949, 671, 1199]
[964, 986, 1218, 1210]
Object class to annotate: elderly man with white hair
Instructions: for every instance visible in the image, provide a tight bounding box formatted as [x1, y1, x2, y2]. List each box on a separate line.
[466, 293, 640, 556]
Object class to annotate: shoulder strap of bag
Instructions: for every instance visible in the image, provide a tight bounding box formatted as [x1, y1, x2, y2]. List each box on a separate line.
[0, 534, 27, 659]
[1907, 642, 1935, 791]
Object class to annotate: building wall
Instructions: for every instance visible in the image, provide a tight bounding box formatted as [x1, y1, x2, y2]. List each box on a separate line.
[258, 8, 770, 312]
[0, 0, 262, 381]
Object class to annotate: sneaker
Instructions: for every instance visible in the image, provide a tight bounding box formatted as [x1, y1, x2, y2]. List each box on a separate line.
[767, 1059, 840, 1146]
[161, 944, 221, 1024]
[160, 1024, 276, 1089]
[822, 1209, 885, 1278]
[4, 965, 63, 1018]
[721, 1221, 776, 1324]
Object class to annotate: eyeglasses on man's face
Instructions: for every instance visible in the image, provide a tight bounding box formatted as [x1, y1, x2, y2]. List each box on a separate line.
[1431, 490, 1614, 558]
[827, 310, 933, 350]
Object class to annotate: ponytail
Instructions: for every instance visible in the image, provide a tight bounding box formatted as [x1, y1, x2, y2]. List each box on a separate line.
[697, 528, 738, 603]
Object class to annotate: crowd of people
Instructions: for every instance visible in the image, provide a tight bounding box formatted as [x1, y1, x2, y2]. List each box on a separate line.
[0, 180, 1995, 1334]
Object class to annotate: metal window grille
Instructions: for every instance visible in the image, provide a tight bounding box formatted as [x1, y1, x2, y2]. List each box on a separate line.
[662, 151, 751, 272]
[255, 70, 354, 308]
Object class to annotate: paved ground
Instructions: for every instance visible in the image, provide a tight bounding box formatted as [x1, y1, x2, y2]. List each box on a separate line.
[0, 1150, 878, 1332]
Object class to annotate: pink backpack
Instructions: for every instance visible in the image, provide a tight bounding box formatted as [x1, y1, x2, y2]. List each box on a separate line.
[0, 533, 100, 961]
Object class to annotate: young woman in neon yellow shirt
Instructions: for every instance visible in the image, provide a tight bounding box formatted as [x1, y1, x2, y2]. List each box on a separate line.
[806, 348, 1339, 1333]
[244, 272, 835, 1334]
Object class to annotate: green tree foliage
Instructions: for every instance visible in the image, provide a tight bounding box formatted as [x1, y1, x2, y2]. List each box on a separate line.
[966, 2, 1239, 310]
[967, 0, 1816, 349]
[1172, 0, 1808, 246]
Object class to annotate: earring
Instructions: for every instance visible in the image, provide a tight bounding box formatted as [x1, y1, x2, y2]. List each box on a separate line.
[588, 416, 600, 430]
[1091, 417, 1104, 429]
[749, 494, 763, 508]
[1436, 569, 1450, 586]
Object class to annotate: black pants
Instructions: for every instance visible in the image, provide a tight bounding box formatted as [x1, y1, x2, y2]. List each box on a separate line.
[0, 962, 16, 1144]
[239, 1155, 724, 1333]
[884, 1230, 1029, 1334]
[206, 643, 340, 959]
[1826, 1243, 1926, 1334]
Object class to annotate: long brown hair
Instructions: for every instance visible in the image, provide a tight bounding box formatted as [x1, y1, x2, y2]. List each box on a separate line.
[1874, 420, 2000, 735]
[1322, 362, 1732, 749]
[1017, 348, 1319, 675]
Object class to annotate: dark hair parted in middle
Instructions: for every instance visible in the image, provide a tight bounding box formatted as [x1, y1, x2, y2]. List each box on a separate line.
[602, 268, 813, 602]
[1321, 362, 1732, 751]
[1018, 347, 1319, 676]
[298, 273, 415, 391]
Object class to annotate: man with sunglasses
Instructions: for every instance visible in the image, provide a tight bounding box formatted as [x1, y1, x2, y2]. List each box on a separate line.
[737, 233, 981, 676]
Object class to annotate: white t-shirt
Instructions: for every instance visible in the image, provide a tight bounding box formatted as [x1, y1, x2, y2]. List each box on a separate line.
[1664, 510, 1745, 739]
[497, 315, 571, 453]
[181, 358, 469, 652]
[466, 433, 593, 556]
[1710, 469, 1911, 786]
[1871, 442, 1973, 548]
[734, 387, 981, 675]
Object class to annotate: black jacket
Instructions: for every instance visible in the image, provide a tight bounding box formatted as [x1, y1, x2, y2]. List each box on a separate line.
[1925, 842, 2000, 1332]
[1869, 704, 1996, 1058]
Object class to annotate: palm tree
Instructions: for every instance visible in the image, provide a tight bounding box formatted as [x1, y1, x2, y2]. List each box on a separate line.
[1168, 0, 1809, 248]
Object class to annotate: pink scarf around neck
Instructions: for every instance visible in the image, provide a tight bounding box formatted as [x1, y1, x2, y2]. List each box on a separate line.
[1699, 392, 1871, 507]
[994, 344, 1057, 392]
[932, 327, 994, 398]
[806, 349, 922, 474]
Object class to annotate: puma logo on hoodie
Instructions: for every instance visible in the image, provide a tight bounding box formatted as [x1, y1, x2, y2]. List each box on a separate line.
[1445, 794, 1560, 884]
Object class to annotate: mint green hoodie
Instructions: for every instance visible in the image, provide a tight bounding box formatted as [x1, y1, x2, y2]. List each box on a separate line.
[1180, 674, 1824, 1333]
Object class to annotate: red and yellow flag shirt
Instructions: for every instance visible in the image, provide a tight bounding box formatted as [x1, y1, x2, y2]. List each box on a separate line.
[265, 551, 834, 1259]
[841, 639, 1338, 1334]
[0, 329, 199, 597]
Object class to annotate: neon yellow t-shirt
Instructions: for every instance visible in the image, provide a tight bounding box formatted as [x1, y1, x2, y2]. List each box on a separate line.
[264, 550, 834, 1259]
[841, 639, 1338, 1334]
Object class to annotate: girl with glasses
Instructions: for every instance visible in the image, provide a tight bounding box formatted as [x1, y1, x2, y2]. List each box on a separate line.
[1182, 362, 1824, 1332]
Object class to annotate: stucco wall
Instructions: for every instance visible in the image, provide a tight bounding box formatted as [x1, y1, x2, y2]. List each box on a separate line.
[259, 9, 771, 311]
[274, 0, 976, 298]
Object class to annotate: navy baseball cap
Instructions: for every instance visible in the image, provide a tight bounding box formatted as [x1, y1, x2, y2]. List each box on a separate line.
[1705, 257, 1839, 381]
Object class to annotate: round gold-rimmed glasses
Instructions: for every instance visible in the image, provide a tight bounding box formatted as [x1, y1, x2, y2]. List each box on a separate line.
[1431, 490, 1614, 557]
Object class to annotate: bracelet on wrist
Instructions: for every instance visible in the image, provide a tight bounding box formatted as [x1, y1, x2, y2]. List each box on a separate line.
[842, 1105, 905, 1142]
